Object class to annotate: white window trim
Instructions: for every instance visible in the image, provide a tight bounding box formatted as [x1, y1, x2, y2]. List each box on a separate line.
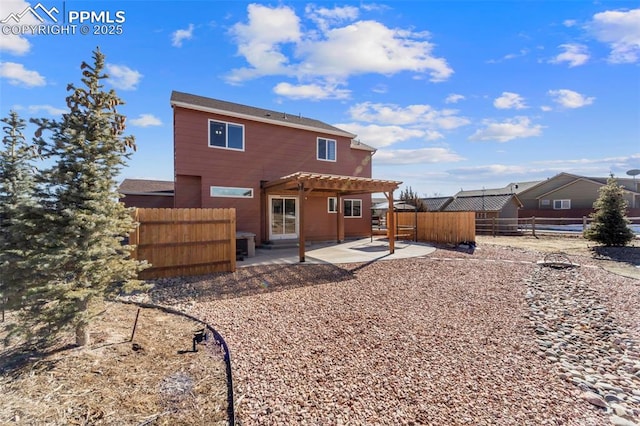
[210, 186, 253, 198]
[317, 137, 337, 162]
[328, 197, 337, 213]
[344, 199, 362, 218]
[553, 199, 571, 210]
[208, 119, 245, 151]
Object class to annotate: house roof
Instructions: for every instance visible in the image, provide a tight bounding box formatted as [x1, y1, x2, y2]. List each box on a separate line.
[455, 181, 542, 198]
[119, 179, 175, 195]
[422, 196, 453, 211]
[443, 194, 522, 212]
[171, 91, 357, 139]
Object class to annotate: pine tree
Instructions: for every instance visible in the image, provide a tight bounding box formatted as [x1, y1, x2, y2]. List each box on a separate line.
[32, 48, 147, 346]
[583, 175, 635, 247]
[0, 111, 41, 320]
[399, 186, 428, 212]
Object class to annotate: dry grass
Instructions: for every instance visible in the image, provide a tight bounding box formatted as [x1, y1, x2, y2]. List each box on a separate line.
[0, 301, 228, 425]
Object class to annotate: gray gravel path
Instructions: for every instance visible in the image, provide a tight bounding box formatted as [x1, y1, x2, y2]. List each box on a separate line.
[149, 245, 638, 425]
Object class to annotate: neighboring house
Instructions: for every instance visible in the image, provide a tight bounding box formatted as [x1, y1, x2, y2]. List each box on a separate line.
[441, 188, 523, 220]
[171, 91, 400, 246]
[517, 172, 640, 218]
[119, 179, 175, 208]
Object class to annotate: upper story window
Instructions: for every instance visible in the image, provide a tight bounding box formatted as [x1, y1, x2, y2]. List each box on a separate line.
[317, 137, 336, 162]
[553, 199, 571, 210]
[209, 120, 244, 151]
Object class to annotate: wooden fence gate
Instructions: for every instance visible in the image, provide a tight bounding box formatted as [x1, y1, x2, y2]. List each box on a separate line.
[130, 208, 236, 279]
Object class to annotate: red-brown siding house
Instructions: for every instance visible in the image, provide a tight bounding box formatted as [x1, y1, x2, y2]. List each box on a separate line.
[171, 91, 397, 246]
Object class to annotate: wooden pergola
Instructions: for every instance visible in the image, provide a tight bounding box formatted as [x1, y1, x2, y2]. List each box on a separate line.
[262, 172, 402, 262]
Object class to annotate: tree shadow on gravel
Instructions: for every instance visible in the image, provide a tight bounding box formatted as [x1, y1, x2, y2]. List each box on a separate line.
[0, 342, 74, 376]
[149, 263, 357, 303]
[591, 245, 640, 267]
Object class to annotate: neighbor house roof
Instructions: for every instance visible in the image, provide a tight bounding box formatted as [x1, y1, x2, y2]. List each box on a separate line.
[422, 196, 453, 211]
[119, 179, 175, 195]
[171, 90, 357, 139]
[455, 181, 542, 198]
[443, 194, 522, 212]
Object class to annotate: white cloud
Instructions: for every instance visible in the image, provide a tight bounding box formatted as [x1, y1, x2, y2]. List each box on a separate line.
[548, 89, 595, 108]
[348, 102, 469, 129]
[0, 34, 31, 55]
[0, 1, 44, 55]
[550, 43, 590, 67]
[590, 8, 640, 63]
[28, 104, 66, 115]
[227, 4, 301, 82]
[335, 123, 428, 148]
[129, 114, 162, 127]
[374, 147, 464, 165]
[487, 49, 529, 63]
[494, 92, 527, 110]
[273, 81, 350, 100]
[0, 62, 45, 86]
[563, 19, 577, 27]
[445, 94, 465, 104]
[469, 116, 543, 142]
[171, 24, 194, 47]
[299, 20, 452, 82]
[106, 64, 142, 90]
[226, 4, 453, 96]
[305, 4, 358, 32]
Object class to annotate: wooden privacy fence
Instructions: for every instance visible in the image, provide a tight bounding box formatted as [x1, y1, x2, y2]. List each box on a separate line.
[130, 208, 236, 279]
[392, 212, 475, 244]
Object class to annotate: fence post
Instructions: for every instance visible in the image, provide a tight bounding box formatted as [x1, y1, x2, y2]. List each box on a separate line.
[492, 217, 496, 237]
[532, 216, 536, 237]
[582, 215, 587, 232]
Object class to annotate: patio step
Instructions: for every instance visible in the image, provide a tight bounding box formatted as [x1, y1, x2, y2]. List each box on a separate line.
[261, 240, 312, 250]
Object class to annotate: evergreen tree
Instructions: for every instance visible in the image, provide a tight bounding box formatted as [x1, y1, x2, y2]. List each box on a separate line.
[32, 48, 147, 346]
[399, 186, 428, 212]
[0, 111, 41, 319]
[583, 175, 635, 247]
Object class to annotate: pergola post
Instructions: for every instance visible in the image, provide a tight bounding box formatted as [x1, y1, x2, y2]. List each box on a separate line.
[336, 192, 344, 243]
[298, 183, 306, 262]
[386, 190, 395, 254]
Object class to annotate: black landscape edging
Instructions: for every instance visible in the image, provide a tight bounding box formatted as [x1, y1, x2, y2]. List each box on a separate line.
[117, 299, 235, 425]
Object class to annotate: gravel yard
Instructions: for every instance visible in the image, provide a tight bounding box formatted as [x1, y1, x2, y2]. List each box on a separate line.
[149, 243, 640, 425]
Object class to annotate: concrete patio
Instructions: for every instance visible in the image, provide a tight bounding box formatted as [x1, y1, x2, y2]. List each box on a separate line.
[237, 237, 436, 267]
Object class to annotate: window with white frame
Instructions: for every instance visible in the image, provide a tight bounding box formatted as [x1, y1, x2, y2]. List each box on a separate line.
[343, 199, 362, 217]
[553, 199, 571, 210]
[328, 197, 337, 213]
[210, 186, 253, 198]
[209, 119, 244, 150]
[317, 137, 336, 161]
[541, 199, 550, 206]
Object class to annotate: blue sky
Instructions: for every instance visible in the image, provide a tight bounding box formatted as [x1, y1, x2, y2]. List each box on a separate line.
[1, 1, 639, 196]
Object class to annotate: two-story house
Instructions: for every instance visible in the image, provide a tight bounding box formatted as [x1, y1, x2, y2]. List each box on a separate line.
[171, 91, 400, 248]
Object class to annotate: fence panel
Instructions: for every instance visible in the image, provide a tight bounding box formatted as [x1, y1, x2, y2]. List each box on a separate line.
[130, 208, 236, 279]
[394, 212, 475, 244]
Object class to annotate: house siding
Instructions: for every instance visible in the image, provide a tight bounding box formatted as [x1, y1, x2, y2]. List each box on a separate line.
[519, 174, 578, 210]
[173, 106, 373, 244]
[537, 180, 602, 210]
